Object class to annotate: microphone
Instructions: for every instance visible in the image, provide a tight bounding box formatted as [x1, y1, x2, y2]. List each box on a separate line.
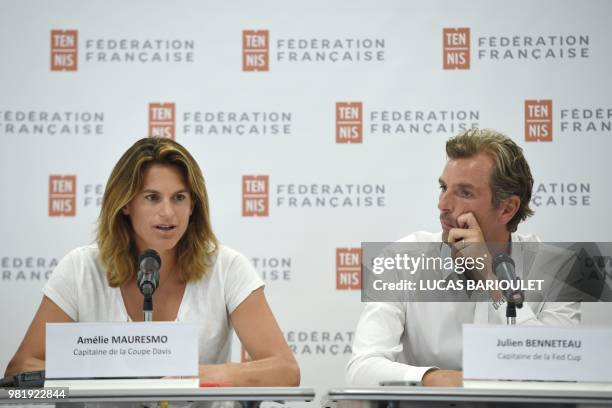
[492, 253, 524, 308]
[137, 249, 161, 297]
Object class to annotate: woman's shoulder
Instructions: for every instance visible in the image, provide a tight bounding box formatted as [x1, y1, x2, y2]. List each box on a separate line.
[46, 244, 107, 299]
[212, 244, 252, 272]
[198, 244, 263, 311]
[54, 244, 105, 280]
[65, 243, 100, 259]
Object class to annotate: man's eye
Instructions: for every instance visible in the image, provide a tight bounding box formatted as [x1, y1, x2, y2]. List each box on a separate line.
[460, 190, 472, 198]
[439, 185, 447, 192]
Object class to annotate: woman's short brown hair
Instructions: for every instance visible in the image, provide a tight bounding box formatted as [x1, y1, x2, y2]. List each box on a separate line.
[97, 137, 218, 286]
[446, 128, 535, 232]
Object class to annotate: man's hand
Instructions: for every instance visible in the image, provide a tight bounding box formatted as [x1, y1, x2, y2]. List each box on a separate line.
[448, 212, 485, 248]
[448, 212, 506, 300]
[448, 213, 492, 279]
[422, 369, 463, 387]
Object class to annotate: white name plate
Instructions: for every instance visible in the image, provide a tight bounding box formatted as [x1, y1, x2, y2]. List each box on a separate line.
[46, 322, 198, 379]
[463, 324, 612, 382]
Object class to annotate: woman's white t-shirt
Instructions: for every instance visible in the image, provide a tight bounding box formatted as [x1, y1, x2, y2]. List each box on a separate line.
[43, 244, 264, 365]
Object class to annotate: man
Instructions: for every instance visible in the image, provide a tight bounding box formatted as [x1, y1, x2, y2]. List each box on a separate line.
[346, 129, 580, 387]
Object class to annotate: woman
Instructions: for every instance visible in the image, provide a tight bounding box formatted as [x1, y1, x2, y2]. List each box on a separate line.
[5, 137, 300, 386]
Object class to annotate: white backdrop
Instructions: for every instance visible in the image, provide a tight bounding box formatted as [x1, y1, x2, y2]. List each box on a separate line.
[1, 0, 612, 399]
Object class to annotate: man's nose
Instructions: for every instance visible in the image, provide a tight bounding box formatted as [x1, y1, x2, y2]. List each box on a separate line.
[438, 190, 453, 213]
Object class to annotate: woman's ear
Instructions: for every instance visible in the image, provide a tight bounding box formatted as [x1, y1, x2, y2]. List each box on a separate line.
[122, 205, 130, 215]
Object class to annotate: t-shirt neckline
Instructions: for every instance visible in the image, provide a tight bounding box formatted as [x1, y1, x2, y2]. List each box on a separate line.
[116, 282, 191, 322]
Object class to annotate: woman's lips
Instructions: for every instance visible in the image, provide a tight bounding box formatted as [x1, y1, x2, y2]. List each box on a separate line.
[154, 224, 177, 233]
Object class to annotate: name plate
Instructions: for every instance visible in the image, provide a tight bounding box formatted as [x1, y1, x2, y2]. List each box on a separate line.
[463, 324, 612, 382]
[46, 322, 198, 379]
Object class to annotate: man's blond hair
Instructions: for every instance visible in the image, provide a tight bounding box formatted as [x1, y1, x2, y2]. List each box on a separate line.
[446, 128, 534, 232]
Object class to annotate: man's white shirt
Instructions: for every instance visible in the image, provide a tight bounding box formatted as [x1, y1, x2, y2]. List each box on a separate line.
[346, 231, 581, 386]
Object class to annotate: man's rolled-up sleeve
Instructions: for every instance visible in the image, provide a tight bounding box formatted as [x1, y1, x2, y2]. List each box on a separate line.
[346, 302, 434, 386]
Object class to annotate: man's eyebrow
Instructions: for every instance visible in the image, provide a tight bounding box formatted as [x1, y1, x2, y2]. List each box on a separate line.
[456, 182, 476, 190]
[438, 178, 477, 191]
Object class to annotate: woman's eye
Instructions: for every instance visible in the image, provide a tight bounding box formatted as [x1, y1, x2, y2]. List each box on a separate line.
[145, 194, 159, 201]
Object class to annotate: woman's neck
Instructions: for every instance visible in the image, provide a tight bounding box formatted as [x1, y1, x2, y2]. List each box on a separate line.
[157, 248, 181, 283]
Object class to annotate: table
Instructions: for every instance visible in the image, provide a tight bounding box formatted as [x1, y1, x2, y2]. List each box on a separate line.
[323, 387, 612, 408]
[0, 386, 315, 407]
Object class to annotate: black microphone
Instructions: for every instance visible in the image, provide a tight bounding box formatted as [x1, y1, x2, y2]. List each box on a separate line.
[137, 249, 161, 297]
[492, 253, 524, 308]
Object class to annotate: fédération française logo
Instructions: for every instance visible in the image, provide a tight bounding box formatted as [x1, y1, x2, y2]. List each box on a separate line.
[336, 248, 361, 290]
[242, 30, 269, 72]
[49, 175, 77, 216]
[242, 175, 269, 217]
[525, 99, 553, 142]
[51, 30, 78, 71]
[149, 103, 176, 140]
[336, 102, 363, 144]
[443, 28, 470, 70]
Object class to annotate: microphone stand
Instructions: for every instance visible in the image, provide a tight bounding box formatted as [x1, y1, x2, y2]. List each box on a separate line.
[141, 280, 155, 322]
[506, 301, 516, 325]
[143, 292, 153, 322]
[505, 287, 523, 326]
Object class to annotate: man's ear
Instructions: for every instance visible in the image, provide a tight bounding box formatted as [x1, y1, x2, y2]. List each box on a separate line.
[498, 196, 520, 225]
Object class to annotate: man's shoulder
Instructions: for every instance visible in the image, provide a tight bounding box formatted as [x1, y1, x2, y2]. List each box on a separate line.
[512, 232, 541, 243]
[397, 231, 540, 243]
[397, 231, 442, 243]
